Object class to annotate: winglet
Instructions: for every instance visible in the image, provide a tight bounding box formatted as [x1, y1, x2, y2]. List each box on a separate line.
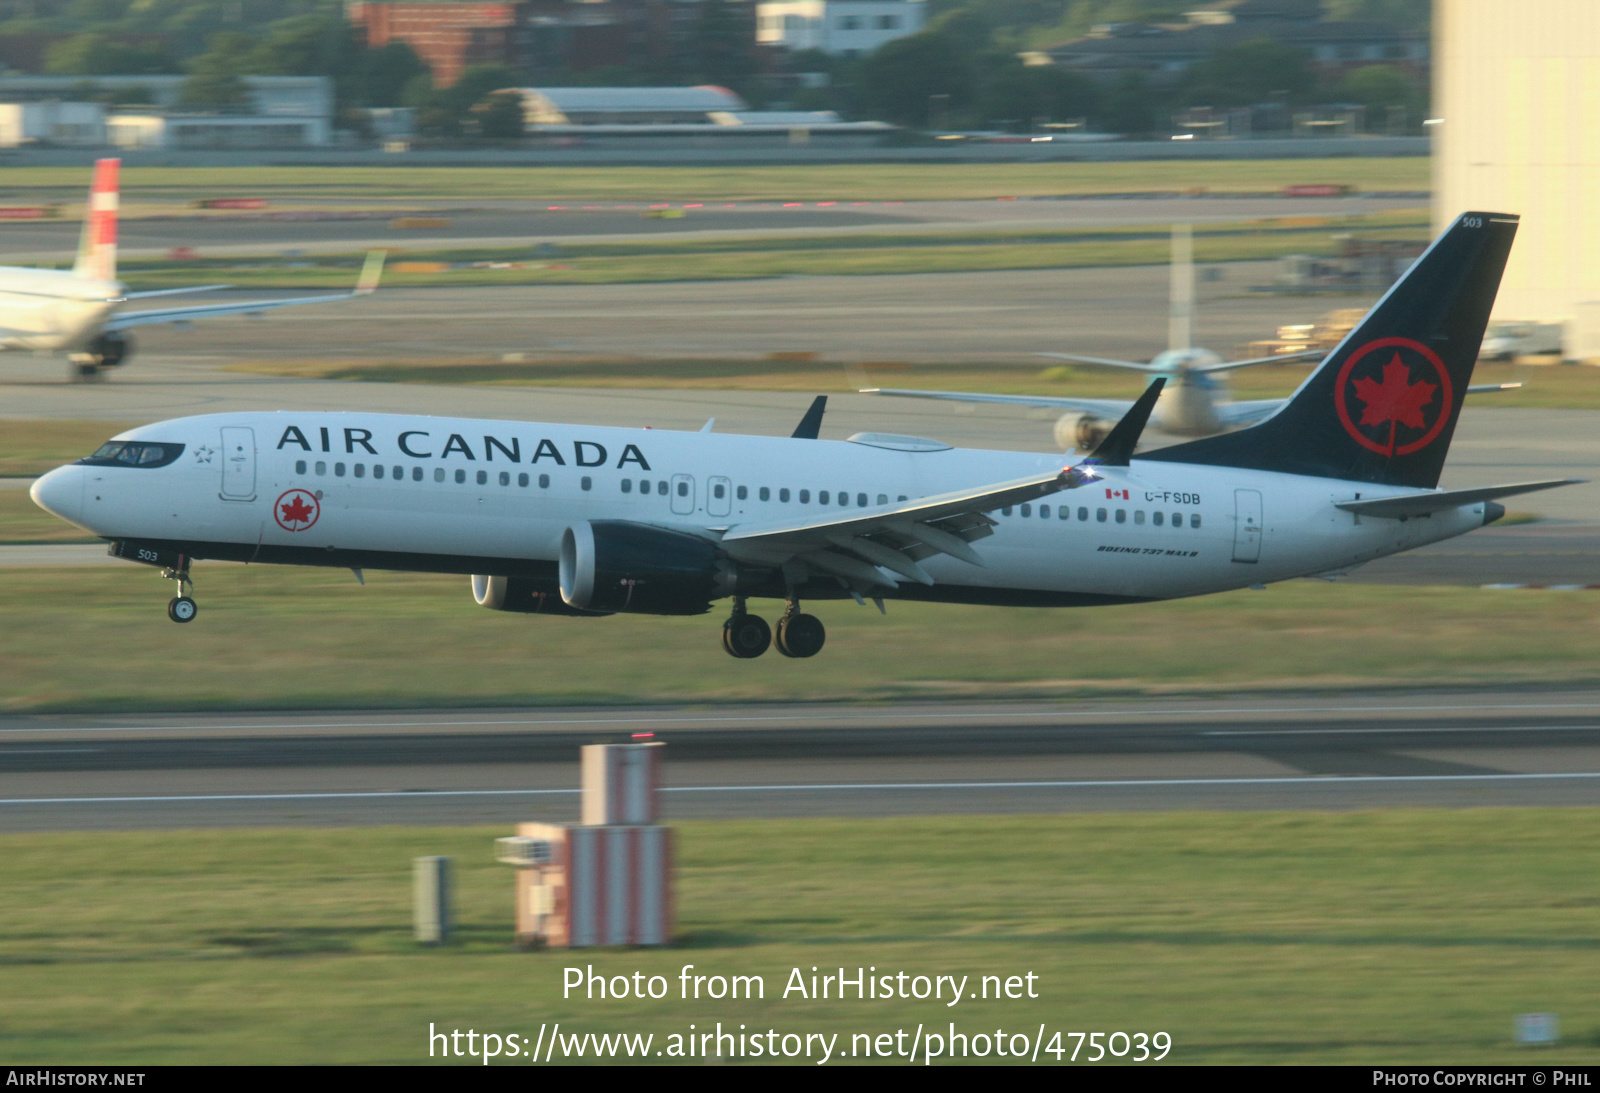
[1084, 378, 1165, 466]
[355, 250, 385, 295]
[791, 395, 827, 439]
[73, 157, 119, 283]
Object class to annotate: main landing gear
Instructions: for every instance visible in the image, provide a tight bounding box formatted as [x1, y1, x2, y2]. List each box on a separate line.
[163, 558, 197, 624]
[720, 597, 825, 659]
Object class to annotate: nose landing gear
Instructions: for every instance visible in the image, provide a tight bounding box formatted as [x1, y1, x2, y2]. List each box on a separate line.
[162, 559, 197, 624]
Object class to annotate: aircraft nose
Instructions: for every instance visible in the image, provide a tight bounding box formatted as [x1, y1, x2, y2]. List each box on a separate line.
[30, 466, 84, 526]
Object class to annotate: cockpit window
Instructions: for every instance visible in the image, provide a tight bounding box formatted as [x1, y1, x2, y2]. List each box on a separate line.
[79, 442, 185, 468]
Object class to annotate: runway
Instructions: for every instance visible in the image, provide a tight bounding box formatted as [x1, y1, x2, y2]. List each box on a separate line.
[4, 692, 1600, 829]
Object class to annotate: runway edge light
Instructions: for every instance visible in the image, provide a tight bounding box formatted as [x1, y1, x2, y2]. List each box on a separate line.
[497, 742, 674, 949]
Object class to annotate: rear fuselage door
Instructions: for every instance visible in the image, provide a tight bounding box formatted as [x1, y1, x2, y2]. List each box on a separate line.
[1232, 488, 1262, 563]
[707, 475, 732, 517]
[670, 474, 696, 515]
[220, 426, 256, 500]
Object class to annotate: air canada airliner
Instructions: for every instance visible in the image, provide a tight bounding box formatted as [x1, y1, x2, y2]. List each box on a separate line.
[0, 158, 383, 380]
[30, 212, 1579, 659]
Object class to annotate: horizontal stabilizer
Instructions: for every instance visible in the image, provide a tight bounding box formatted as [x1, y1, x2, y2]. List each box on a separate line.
[1334, 478, 1582, 519]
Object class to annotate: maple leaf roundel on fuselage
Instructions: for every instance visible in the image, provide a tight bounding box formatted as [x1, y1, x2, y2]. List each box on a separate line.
[1333, 337, 1454, 458]
[274, 488, 320, 532]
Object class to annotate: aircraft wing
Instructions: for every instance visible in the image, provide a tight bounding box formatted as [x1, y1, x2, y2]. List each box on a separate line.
[717, 465, 1099, 589]
[1334, 478, 1582, 519]
[860, 388, 1133, 417]
[122, 285, 232, 300]
[105, 252, 384, 332]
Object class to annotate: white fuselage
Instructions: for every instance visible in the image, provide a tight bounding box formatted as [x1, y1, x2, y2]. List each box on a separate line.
[32, 411, 1490, 606]
[1147, 349, 1229, 437]
[0, 266, 122, 351]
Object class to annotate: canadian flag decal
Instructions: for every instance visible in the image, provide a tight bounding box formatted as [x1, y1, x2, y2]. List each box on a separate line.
[1105, 488, 1130, 500]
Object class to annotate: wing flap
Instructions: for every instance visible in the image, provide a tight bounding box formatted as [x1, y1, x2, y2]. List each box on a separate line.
[721, 465, 1099, 590]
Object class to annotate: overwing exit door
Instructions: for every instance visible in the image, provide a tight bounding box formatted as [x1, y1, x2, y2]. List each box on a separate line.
[1232, 488, 1262, 563]
[670, 474, 695, 515]
[220, 426, 256, 500]
[707, 476, 732, 517]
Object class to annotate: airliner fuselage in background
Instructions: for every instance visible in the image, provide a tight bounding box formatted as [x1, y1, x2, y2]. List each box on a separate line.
[29, 212, 1580, 658]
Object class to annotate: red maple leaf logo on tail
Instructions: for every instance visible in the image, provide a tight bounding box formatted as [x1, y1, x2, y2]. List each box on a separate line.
[1351, 352, 1437, 456]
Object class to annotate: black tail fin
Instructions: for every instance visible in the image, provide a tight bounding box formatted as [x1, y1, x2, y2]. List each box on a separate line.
[1144, 212, 1518, 489]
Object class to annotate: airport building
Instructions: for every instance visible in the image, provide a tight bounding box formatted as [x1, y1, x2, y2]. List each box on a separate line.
[754, 0, 926, 58]
[349, 1, 761, 87]
[0, 76, 334, 149]
[0, 101, 105, 148]
[1433, 0, 1600, 360]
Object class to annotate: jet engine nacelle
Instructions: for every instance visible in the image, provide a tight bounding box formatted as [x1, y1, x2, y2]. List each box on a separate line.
[1054, 412, 1111, 453]
[471, 573, 600, 616]
[86, 330, 131, 367]
[559, 520, 732, 615]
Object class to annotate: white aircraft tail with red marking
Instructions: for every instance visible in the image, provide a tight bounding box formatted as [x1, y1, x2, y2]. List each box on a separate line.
[72, 158, 119, 284]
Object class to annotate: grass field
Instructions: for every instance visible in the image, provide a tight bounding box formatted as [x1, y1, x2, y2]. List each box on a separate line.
[119, 213, 1432, 289]
[0, 159, 1430, 203]
[0, 419, 134, 477]
[1, 810, 1595, 1064]
[0, 491, 95, 544]
[4, 565, 1600, 711]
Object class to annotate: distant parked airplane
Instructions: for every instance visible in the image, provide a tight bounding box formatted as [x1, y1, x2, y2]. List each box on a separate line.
[0, 158, 384, 381]
[865, 224, 1515, 450]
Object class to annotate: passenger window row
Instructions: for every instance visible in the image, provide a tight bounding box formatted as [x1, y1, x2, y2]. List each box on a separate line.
[622, 480, 909, 507]
[1000, 503, 1201, 529]
[294, 461, 920, 512]
[294, 459, 554, 490]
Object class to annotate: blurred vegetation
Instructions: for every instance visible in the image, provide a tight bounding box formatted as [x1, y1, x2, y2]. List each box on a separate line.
[5, 566, 1600, 710]
[0, 0, 1432, 136]
[0, 809, 1598, 1062]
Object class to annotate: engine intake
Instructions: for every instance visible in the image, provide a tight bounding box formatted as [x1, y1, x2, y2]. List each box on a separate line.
[1054, 411, 1111, 453]
[559, 520, 730, 615]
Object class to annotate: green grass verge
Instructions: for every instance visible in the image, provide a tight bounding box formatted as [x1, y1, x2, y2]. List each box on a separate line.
[0, 419, 135, 477]
[0, 159, 1429, 202]
[0, 491, 96, 544]
[1, 810, 1596, 1064]
[219, 355, 1600, 410]
[120, 213, 1431, 289]
[5, 566, 1600, 711]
